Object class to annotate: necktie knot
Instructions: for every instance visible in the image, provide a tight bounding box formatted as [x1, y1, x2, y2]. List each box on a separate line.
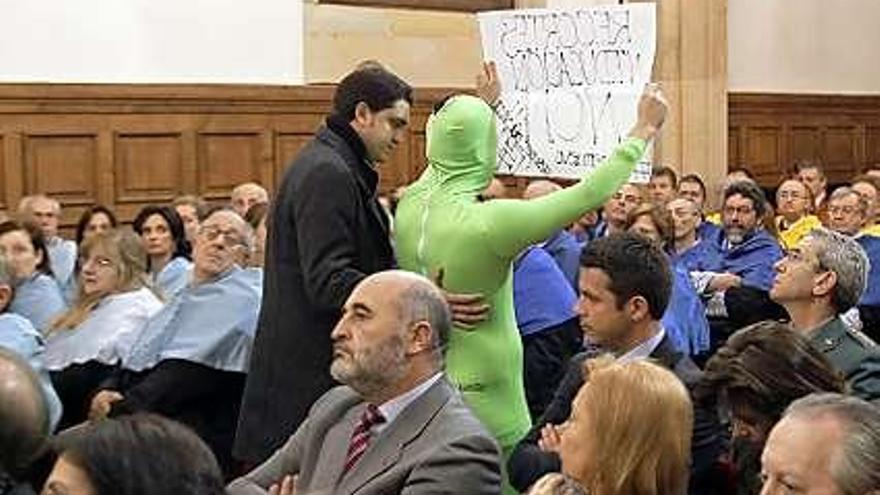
[361, 404, 385, 429]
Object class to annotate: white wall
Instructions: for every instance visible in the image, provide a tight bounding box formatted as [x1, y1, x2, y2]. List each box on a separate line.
[0, 0, 303, 84]
[729, 0, 880, 94]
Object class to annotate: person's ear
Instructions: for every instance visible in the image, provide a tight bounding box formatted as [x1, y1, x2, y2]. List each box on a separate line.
[406, 320, 434, 356]
[353, 102, 374, 127]
[812, 270, 837, 299]
[626, 295, 651, 323]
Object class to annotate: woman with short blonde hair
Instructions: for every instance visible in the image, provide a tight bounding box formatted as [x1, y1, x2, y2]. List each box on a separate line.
[45, 229, 163, 427]
[555, 357, 693, 495]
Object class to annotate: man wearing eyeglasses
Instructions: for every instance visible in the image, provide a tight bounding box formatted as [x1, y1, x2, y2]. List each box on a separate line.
[88, 208, 262, 475]
[691, 180, 785, 353]
[769, 228, 880, 401]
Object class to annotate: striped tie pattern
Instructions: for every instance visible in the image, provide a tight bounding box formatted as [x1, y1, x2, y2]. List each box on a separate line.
[342, 404, 385, 475]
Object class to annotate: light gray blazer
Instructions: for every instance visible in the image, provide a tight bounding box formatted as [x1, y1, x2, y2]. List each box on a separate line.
[227, 377, 501, 495]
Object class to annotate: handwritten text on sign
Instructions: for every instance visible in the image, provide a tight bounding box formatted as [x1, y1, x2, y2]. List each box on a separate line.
[478, 5, 656, 181]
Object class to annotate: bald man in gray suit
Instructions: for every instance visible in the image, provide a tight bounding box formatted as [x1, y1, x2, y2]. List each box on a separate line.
[228, 271, 501, 495]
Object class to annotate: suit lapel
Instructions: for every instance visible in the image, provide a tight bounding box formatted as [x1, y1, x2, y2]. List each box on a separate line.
[336, 379, 454, 495]
[649, 334, 681, 369]
[310, 404, 365, 490]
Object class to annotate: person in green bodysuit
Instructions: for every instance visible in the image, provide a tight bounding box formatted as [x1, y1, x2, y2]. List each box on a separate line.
[393, 75, 668, 488]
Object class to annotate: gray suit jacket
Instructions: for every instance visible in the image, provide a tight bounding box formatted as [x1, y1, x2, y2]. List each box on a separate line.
[227, 377, 501, 495]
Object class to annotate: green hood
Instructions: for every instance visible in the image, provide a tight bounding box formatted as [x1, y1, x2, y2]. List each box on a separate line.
[424, 95, 497, 196]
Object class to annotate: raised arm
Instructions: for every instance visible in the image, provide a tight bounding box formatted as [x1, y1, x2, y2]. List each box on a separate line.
[481, 85, 668, 260]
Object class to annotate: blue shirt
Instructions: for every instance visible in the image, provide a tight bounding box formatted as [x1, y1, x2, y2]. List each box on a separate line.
[541, 229, 582, 290]
[719, 229, 784, 291]
[10, 273, 67, 333]
[0, 312, 62, 430]
[673, 239, 723, 274]
[124, 266, 262, 373]
[662, 261, 711, 355]
[857, 235, 880, 307]
[513, 247, 577, 337]
[47, 237, 77, 290]
[153, 256, 192, 300]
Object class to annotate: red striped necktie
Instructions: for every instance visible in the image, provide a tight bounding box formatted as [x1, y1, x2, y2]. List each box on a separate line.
[342, 404, 386, 476]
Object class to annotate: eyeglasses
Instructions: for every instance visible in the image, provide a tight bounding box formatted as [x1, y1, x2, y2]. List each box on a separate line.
[80, 256, 114, 269]
[828, 205, 859, 216]
[777, 191, 805, 200]
[198, 225, 245, 247]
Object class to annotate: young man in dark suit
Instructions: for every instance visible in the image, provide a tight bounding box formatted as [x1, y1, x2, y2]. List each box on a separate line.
[507, 232, 724, 493]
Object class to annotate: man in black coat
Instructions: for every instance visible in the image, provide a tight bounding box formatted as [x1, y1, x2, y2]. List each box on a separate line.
[233, 67, 415, 465]
[507, 233, 725, 493]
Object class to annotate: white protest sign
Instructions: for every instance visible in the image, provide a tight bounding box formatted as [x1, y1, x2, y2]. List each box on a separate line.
[478, 4, 656, 182]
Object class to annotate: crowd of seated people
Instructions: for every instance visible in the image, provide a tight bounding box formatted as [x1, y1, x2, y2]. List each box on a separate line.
[2, 63, 880, 495]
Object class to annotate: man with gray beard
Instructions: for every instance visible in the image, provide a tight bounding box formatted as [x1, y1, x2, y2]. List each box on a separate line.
[227, 271, 500, 495]
[692, 181, 784, 350]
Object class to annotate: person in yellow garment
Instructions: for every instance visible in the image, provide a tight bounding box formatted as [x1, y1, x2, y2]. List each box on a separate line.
[775, 178, 821, 249]
[393, 68, 668, 490]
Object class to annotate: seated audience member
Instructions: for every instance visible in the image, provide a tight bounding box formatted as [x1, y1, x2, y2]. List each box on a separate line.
[775, 178, 820, 249]
[704, 167, 756, 227]
[173, 194, 209, 245]
[228, 271, 501, 494]
[0, 348, 51, 494]
[668, 197, 723, 273]
[822, 186, 880, 339]
[594, 183, 642, 238]
[65, 206, 119, 303]
[649, 165, 678, 205]
[523, 180, 583, 289]
[73, 206, 117, 248]
[508, 233, 723, 493]
[18, 195, 76, 291]
[0, 257, 62, 432]
[88, 209, 261, 475]
[231, 182, 269, 218]
[760, 393, 880, 494]
[45, 414, 225, 495]
[513, 245, 581, 421]
[132, 205, 192, 299]
[0, 220, 66, 333]
[626, 203, 711, 356]
[243, 202, 269, 269]
[44, 230, 162, 428]
[825, 186, 867, 237]
[678, 173, 721, 242]
[796, 159, 829, 217]
[851, 174, 880, 235]
[696, 321, 845, 495]
[695, 181, 785, 345]
[770, 228, 880, 401]
[528, 357, 693, 495]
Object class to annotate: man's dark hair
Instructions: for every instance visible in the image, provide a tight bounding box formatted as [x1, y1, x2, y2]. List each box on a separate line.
[333, 67, 413, 121]
[696, 321, 844, 422]
[651, 165, 678, 187]
[679, 173, 707, 198]
[579, 232, 671, 320]
[54, 414, 225, 495]
[132, 205, 191, 265]
[724, 180, 769, 218]
[0, 348, 49, 478]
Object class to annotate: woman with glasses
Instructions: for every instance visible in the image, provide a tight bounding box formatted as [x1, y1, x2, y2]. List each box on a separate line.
[44, 229, 163, 428]
[133, 205, 192, 299]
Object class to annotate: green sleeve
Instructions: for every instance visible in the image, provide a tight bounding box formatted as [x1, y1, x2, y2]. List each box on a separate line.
[480, 137, 647, 259]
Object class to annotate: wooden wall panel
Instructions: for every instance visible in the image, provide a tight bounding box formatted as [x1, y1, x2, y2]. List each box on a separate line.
[729, 93, 880, 188]
[0, 84, 450, 233]
[115, 133, 183, 204]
